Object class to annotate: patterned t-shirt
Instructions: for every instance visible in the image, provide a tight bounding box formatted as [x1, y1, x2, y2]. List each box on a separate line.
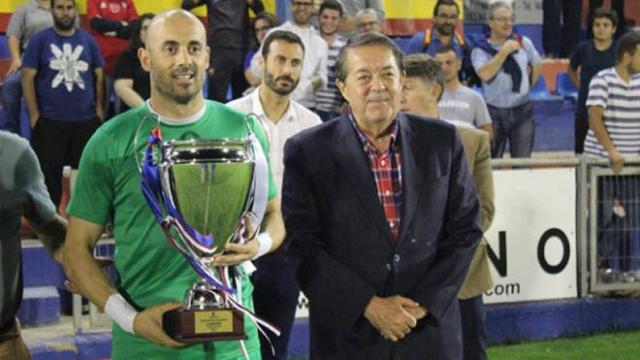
[316, 35, 347, 112]
[584, 67, 640, 157]
[21, 28, 104, 122]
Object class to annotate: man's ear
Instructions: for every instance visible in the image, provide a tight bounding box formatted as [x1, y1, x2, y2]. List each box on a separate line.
[138, 47, 150, 72]
[205, 46, 211, 71]
[336, 78, 349, 103]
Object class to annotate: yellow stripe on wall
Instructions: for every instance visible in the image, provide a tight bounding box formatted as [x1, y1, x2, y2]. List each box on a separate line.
[383, 0, 463, 19]
[1, 0, 276, 17]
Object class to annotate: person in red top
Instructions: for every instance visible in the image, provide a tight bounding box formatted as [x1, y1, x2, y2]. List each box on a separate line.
[87, 0, 138, 76]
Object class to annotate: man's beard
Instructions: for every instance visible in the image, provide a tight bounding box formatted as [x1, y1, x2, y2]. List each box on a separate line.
[54, 17, 74, 31]
[153, 66, 201, 105]
[436, 22, 454, 36]
[293, 12, 310, 26]
[264, 69, 299, 96]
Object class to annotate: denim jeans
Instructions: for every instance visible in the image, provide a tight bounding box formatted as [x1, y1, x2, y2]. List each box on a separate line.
[0, 70, 22, 135]
[597, 175, 640, 272]
[488, 101, 534, 158]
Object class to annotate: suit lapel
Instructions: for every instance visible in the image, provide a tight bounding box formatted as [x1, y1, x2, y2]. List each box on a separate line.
[329, 117, 394, 243]
[398, 115, 423, 242]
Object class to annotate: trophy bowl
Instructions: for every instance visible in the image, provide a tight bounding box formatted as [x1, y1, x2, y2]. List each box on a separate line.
[157, 138, 256, 343]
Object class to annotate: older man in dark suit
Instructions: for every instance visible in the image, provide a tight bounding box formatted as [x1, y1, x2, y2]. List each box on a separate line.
[282, 32, 482, 359]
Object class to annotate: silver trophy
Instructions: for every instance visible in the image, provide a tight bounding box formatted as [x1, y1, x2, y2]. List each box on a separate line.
[140, 126, 261, 342]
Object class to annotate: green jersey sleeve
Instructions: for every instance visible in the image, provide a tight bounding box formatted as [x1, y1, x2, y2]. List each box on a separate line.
[66, 129, 115, 225]
[247, 114, 278, 202]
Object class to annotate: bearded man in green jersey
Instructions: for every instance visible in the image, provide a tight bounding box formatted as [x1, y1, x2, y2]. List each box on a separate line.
[62, 9, 285, 359]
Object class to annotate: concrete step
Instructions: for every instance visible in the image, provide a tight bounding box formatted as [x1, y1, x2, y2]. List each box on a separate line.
[17, 286, 60, 327]
[23, 316, 111, 360]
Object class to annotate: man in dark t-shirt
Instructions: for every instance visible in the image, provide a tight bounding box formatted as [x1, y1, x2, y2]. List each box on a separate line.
[568, 7, 617, 154]
[181, 0, 264, 102]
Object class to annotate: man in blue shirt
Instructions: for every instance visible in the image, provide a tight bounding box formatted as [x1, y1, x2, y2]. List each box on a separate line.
[471, 1, 541, 158]
[406, 0, 475, 85]
[21, 0, 104, 207]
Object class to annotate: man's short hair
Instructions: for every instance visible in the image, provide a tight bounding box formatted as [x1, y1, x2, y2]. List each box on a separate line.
[51, 0, 75, 7]
[355, 8, 378, 21]
[592, 7, 618, 28]
[403, 54, 445, 101]
[488, 1, 513, 20]
[319, 0, 343, 17]
[335, 31, 403, 82]
[435, 44, 459, 58]
[615, 31, 640, 64]
[433, 0, 460, 17]
[261, 30, 305, 59]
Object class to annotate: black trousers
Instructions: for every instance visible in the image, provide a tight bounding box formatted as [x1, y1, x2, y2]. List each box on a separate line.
[208, 47, 249, 102]
[251, 251, 299, 360]
[30, 117, 101, 207]
[542, 0, 583, 58]
[460, 295, 488, 360]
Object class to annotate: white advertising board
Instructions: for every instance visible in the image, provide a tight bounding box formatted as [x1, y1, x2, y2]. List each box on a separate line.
[483, 168, 577, 304]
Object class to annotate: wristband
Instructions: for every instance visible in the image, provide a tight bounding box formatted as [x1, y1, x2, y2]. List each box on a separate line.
[252, 232, 273, 260]
[104, 293, 138, 334]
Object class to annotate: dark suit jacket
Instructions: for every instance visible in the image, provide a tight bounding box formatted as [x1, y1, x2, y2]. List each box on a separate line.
[281, 113, 482, 360]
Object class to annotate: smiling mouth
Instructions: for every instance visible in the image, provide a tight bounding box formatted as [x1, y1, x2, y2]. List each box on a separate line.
[173, 73, 195, 83]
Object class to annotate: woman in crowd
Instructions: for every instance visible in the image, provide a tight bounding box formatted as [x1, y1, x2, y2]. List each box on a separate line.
[244, 12, 280, 87]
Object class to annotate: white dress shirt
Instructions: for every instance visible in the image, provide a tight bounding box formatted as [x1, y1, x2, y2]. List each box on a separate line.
[227, 87, 322, 191]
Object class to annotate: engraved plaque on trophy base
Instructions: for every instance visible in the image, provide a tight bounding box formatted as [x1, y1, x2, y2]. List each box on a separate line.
[163, 308, 247, 343]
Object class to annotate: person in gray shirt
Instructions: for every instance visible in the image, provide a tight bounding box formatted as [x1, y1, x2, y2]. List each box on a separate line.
[435, 45, 493, 139]
[1, 0, 53, 135]
[0, 130, 67, 359]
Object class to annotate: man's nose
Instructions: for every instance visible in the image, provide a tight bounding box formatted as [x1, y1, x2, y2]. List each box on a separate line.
[370, 75, 387, 91]
[176, 47, 190, 65]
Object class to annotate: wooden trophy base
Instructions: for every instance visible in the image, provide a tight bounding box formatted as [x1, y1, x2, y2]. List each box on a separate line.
[163, 307, 247, 343]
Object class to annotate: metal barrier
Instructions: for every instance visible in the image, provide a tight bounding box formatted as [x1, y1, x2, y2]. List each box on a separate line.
[586, 158, 640, 293]
[491, 155, 640, 297]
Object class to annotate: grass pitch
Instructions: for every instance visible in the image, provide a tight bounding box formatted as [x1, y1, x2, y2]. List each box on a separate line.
[488, 330, 640, 359]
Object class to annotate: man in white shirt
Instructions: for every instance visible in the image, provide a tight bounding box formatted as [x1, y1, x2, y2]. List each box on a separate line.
[250, 0, 328, 110]
[227, 29, 321, 359]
